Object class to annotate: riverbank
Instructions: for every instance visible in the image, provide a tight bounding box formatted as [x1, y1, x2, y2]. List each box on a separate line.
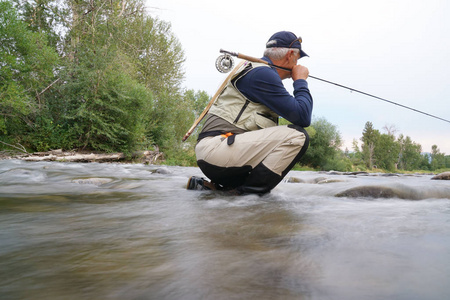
[0, 148, 165, 164]
[1, 148, 449, 179]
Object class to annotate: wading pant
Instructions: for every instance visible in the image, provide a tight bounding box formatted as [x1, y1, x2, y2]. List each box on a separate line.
[195, 125, 309, 194]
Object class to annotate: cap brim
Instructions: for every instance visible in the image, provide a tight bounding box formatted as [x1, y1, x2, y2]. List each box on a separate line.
[300, 49, 309, 58]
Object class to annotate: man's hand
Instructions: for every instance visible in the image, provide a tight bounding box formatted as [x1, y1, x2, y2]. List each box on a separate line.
[291, 64, 309, 81]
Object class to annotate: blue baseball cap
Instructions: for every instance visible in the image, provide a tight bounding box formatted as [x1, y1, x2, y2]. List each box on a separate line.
[266, 31, 308, 58]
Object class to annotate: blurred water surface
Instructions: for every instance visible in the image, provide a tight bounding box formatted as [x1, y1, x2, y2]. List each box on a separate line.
[0, 160, 449, 300]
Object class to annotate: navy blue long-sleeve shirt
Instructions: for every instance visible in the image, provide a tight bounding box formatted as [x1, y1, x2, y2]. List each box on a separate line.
[235, 57, 313, 127]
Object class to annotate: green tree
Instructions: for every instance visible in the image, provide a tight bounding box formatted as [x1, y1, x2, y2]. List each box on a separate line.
[49, 0, 155, 152]
[301, 117, 345, 170]
[430, 144, 445, 171]
[1, 0, 189, 154]
[0, 0, 59, 138]
[185, 89, 210, 118]
[181, 89, 210, 139]
[160, 89, 210, 166]
[113, 4, 187, 151]
[346, 138, 365, 170]
[360, 121, 380, 169]
[419, 152, 431, 171]
[13, 0, 67, 49]
[32, 0, 186, 153]
[397, 134, 423, 171]
[374, 133, 399, 171]
[117, 11, 185, 96]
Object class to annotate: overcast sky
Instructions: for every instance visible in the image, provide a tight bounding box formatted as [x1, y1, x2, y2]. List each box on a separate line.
[147, 0, 450, 154]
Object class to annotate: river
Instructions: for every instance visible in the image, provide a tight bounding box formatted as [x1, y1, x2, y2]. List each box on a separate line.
[1, 159, 449, 300]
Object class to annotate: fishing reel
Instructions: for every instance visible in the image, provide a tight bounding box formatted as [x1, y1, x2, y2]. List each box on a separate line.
[215, 53, 234, 73]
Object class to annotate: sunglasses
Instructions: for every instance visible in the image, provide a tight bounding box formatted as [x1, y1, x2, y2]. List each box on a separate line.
[288, 37, 303, 48]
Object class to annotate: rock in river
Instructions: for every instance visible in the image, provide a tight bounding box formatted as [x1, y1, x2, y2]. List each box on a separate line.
[431, 172, 450, 180]
[335, 185, 422, 200]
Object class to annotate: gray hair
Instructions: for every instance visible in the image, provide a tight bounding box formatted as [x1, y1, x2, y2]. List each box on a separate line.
[263, 47, 300, 60]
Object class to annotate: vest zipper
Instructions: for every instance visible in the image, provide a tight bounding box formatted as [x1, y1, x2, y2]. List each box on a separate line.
[233, 100, 250, 124]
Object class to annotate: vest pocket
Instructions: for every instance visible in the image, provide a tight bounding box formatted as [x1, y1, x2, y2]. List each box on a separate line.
[254, 112, 278, 129]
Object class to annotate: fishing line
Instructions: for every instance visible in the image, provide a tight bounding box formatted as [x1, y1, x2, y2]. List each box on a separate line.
[217, 49, 450, 124]
[308, 75, 450, 124]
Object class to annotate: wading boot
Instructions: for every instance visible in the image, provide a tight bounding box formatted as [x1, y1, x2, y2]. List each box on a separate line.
[186, 176, 216, 190]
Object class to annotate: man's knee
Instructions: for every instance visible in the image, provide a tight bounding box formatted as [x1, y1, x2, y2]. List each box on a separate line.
[287, 124, 309, 151]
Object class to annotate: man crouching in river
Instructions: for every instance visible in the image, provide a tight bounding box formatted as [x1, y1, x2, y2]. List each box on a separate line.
[187, 31, 313, 195]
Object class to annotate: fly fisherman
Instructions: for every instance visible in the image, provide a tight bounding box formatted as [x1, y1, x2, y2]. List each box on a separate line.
[187, 31, 313, 195]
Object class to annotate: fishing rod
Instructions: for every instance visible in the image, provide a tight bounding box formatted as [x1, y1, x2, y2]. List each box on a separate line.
[217, 49, 450, 125]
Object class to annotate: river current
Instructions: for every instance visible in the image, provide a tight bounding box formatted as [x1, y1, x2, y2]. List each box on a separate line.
[1, 159, 449, 300]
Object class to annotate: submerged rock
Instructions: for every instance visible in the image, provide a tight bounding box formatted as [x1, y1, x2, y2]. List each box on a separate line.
[431, 172, 450, 180]
[381, 173, 400, 177]
[317, 178, 346, 184]
[343, 171, 369, 176]
[286, 176, 344, 184]
[151, 167, 172, 174]
[311, 177, 328, 183]
[287, 177, 305, 183]
[72, 178, 114, 185]
[335, 185, 422, 200]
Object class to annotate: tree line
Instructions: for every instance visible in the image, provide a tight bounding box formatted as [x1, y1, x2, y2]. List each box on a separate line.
[1, 0, 448, 172]
[301, 119, 449, 172]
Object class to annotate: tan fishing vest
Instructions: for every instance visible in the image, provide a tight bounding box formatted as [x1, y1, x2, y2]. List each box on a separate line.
[208, 62, 279, 131]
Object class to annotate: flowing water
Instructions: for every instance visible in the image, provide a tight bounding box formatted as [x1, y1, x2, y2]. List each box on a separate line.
[1, 159, 450, 300]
